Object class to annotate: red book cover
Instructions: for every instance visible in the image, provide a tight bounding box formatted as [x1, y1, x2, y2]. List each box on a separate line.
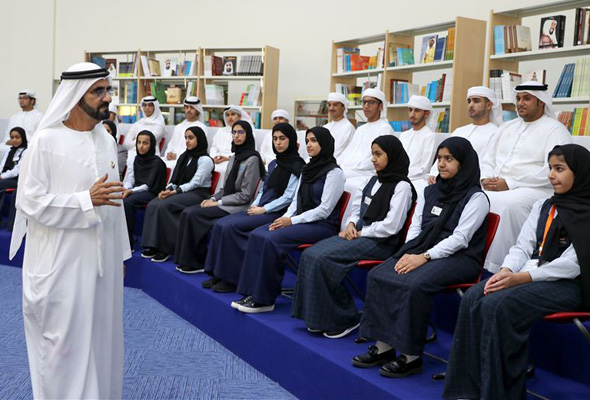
[360, 56, 371, 70]
[350, 54, 362, 71]
[580, 108, 588, 136]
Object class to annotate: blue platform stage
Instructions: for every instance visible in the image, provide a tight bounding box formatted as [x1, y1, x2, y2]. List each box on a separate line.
[2, 229, 590, 399]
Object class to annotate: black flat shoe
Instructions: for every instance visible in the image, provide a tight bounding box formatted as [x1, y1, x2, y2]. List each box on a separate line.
[202, 276, 220, 289]
[352, 345, 396, 368]
[212, 279, 236, 293]
[141, 248, 158, 259]
[379, 355, 423, 378]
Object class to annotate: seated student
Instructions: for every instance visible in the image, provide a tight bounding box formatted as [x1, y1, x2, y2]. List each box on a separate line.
[291, 135, 416, 338]
[259, 109, 291, 166]
[233, 126, 345, 313]
[175, 120, 265, 273]
[352, 137, 489, 378]
[0, 127, 28, 228]
[102, 120, 128, 180]
[123, 96, 167, 154]
[141, 126, 214, 262]
[211, 105, 255, 178]
[443, 144, 590, 400]
[122, 130, 167, 248]
[203, 123, 305, 292]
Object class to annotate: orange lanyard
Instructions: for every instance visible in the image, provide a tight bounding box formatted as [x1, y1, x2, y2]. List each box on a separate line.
[538, 204, 556, 257]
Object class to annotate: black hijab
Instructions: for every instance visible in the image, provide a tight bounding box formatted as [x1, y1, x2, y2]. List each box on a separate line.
[360, 135, 417, 228]
[223, 120, 265, 195]
[544, 144, 590, 309]
[395, 136, 483, 257]
[102, 120, 118, 142]
[297, 127, 340, 214]
[170, 126, 212, 186]
[133, 130, 167, 194]
[266, 123, 305, 196]
[3, 127, 28, 173]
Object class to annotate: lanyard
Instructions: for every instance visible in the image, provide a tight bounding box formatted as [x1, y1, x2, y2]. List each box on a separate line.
[538, 204, 556, 257]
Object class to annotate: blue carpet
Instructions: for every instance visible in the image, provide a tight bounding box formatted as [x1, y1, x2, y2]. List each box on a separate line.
[0, 265, 295, 399]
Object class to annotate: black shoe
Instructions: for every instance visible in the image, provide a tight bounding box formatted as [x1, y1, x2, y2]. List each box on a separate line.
[202, 276, 220, 288]
[231, 296, 252, 309]
[141, 248, 158, 259]
[151, 252, 170, 263]
[379, 355, 424, 378]
[212, 279, 236, 293]
[237, 299, 275, 313]
[177, 265, 204, 274]
[352, 345, 396, 368]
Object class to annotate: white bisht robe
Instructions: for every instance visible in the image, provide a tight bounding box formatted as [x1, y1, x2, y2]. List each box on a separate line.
[325, 117, 356, 159]
[4, 109, 44, 142]
[428, 122, 498, 178]
[13, 122, 131, 399]
[399, 125, 436, 195]
[163, 119, 207, 169]
[480, 115, 572, 272]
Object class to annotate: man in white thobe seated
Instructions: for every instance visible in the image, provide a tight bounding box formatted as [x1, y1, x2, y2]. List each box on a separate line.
[259, 109, 291, 166]
[123, 95, 167, 154]
[3, 90, 44, 143]
[163, 96, 208, 169]
[427, 86, 501, 185]
[480, 81, 572, 272]
[398, 95, 437, 195]
[339, 88, 394, 194]
[11, 62, 130, 400]
[325, 92, 355, 161]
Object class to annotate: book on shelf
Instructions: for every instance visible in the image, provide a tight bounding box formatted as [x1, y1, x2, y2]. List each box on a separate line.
[539, 16, 566, 49]
[389, 120, 412, 132]
[162, 58, 177, 77]
[553, 59, 590, 98]
[420, 35, 437, 64]
[148, 59, 161, 76]
[222, 56, 237, 76]
[335, 84, 363, 106]
[123, 81, 137, 104]
[249, 111, 262, 129]
[501, 72, 522, 100]
[165, 87, 184, 104]
[426, 109, 449, 133]
[205, 84, 226, 105]
[574, 8, 590, 46]
[180, 61, 192, 76]
[133, 52, 139, 77]
[557, 108, 589, 135]
[417, 73, 451, 103]
[119, 62, 134, 77]
[106, 58, 117, 77]
[91, 55, 106, 69]
[143, 81, 167, 104]
[498, 25, 532, 53]
[204, 55, 223, 76]
[140, 55, 151, 76]
[336, 45, 384, 73]
[445, 27, 455, 61]
[390, 79, 419, 104]
[434, 37, 447, 62]
[397, 48, 415, 66]
[238, 83, 262, 107]
[388, 43, 410, 66]
[204, 110, 225, 127]
[523, 69, 546, 84]
[494, 25, 506, 55]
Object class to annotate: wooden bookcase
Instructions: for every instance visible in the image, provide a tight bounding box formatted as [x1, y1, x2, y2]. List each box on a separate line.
[84, 45, 280, 129]
[485, 0, 590, 135]
[294, 98, 329, 131]
[329, 16, 487, 132]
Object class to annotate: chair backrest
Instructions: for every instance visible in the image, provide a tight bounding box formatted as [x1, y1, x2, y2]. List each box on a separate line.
[474, 212, 501, 282]
[165, 167, 172, 184]
[338, 191, 351, 226]
[210, 171, 220, 195]
[159, 137, 166, 153]
[118, 134, 125, 146]
[401, 202, 417, 243]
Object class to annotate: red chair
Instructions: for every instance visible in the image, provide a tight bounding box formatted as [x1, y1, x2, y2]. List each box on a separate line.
[118, 134, 125, 146]
[210, 171, 220, 195]
[542, 312, 590, 345]
[165, 167, 172, 184]
[159, 137, 166, 153]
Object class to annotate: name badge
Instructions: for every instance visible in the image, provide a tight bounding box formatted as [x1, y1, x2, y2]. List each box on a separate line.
[431, 206, 443, 216]
[364, 197, 372, 206]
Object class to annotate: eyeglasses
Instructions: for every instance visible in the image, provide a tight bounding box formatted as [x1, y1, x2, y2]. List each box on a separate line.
[362, 100, 380, 106]
[231, 129, 246, 136]
[89, 86, 114, 98]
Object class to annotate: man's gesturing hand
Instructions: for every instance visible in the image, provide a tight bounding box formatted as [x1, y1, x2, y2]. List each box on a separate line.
[90, 174, 125, 206]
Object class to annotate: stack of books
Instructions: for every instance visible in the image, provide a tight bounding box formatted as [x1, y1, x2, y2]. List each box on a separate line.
[493, 25, 532, 54]
[574, 7, 590, 45]
[558, 108, 589, 135]
[336, 44, 385, 73]
[553, 57, 590, 98]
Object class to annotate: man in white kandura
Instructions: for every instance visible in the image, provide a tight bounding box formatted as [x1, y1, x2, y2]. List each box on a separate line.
[427, 86, 502, 185]
[11, 62, 130, 399]
[259, 109, 292, 166]
[398, 95, 436, 194]
[324, 92, 355, 161]
[480, 81, 572, 272]
[3, 90, 44, 143]
[163, 96, 208, 169]
[339, 88, 394, 193]
[123, 95, 167, 154]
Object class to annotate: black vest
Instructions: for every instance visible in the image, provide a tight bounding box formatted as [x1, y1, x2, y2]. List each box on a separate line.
[531, 199, 571, 261]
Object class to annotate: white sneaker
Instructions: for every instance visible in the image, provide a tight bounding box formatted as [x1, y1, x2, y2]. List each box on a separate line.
[322, 323, 360, 339]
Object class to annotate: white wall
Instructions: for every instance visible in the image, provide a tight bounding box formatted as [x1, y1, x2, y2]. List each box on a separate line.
[0, 0, 567, 121]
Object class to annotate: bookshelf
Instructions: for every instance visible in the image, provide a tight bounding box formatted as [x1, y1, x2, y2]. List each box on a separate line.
[485, 0, 590, 135]
[329, 17, 487, 132]
[294, 98, 329, 131]
[84, 45, 280, 129]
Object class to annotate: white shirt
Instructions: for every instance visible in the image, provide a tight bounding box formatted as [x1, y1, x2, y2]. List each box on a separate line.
[399, 125, 436, 181]
[0, 147, 25, 179]
[339, 119, 394, 173]
[4, 108, 44, 142]
[210, 126, 233, 158]
[163, 119, 207, 168]
[346, 178, 413, 239]
[480, 116, 572, 190]
[502, 199, 580, 281]
[324, 118, 355, 159]
[406, 191, 489, 260]
[259, 131, 276, 166]
[429, 122, 498, 178]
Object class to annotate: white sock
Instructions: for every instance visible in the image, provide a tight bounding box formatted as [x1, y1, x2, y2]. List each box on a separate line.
[402, 354, 419, 362]
[375, 341, 393, 354]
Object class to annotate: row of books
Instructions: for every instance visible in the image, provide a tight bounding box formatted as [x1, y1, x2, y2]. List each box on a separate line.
[422, 74, 452, 103]
[418, 29, 455, 64]
[203, 55, 264, 77]
[204, 111, 261, 129]
[489, 69, 550, 101]
[574, 7, 590, 45]
[388, 120, 412, 132]
[389, 45, 414, 67]
[558, 108, 589, 136]
[204, 85, 226, 106]
[122, 82, 138, 104]
[334, 80, 380, 107]
[335, 45, 385, 73]
[428, 110, 450, 133]
[493, 25, 532, 55]
[238, 84, 262, 107]
[554, 57, 590, 98]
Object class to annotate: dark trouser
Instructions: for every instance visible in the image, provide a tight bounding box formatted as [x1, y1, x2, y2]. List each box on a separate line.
[237, 221, 338, 305]
[123, 191, 156, 246]
[291, 236, 394, 332]
[443, 278, 582, 400]
[0, 178, 18, 230]
[141, 189, 209, 255]
[204, 211, 279, 285]
[174, 205, 229, 268]
[360, 254, 481, 355]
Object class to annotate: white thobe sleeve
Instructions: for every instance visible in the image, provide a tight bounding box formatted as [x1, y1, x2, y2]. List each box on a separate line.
[333, 123, 355, 159]
[360, 181, 413, 239]
[408, 132, 436, 181]
[480, 126, 502, 179]
[123, 123, 139, 150]
[17, 147, 99, 229]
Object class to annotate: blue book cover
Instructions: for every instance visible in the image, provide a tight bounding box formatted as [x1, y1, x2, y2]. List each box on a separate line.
[494, 25, 505, 55]
[434, 37, 446, 61]
[553, 64, 568, 97]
